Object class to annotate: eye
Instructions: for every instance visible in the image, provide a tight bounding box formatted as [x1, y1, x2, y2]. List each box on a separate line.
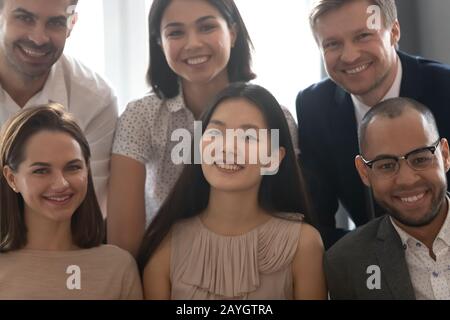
[323, 41, 340, 50]
[15, 14, 34, 24]
[374, 160, 397, 171]
[356, 32, 372, 41]
[199, 23, 216, 33]
[165, 29, 184, 38]
[47, 18, 67, 29]
[66, 164, 82, 172]
[33, 168, 49, 175]
[203, 128, 223, 138]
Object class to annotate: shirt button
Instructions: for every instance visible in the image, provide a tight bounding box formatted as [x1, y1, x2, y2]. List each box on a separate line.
[432, 272, 439, 278]
[403, 244, 407, 250]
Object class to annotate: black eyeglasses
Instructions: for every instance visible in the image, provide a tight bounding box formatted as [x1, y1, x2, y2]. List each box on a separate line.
[361, 139, 441, 178]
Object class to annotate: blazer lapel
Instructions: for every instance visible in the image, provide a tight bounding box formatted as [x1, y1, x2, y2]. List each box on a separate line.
[375, 217, 416, 300]
[398, 51, 424, 101]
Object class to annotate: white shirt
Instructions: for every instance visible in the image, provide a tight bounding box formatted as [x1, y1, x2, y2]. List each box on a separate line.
[391, 197, 450, 300]
[0, 55, 118, 212]
[113, 91, 300, 223]
[351, 57, 403, 127]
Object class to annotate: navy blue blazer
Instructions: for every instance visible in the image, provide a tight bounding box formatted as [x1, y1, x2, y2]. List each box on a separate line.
[296, 51, 450, 249]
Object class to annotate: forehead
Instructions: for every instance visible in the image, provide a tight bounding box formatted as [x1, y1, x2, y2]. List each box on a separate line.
[3, 0, 72, 17]
[364, 110, 437, 158]
[314, 0, 380, 40]
[162, 0, 223, 25]
[22, 130, 83, 163]
[209, 98, 267, 129]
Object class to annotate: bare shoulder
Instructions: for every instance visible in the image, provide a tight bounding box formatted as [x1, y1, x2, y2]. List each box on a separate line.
[297, 223, 324, 253]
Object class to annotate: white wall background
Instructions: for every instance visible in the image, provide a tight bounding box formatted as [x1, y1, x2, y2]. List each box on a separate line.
[65, 0, 321, 117]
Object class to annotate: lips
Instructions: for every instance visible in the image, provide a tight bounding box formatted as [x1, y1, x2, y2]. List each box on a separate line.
[42, 194, 74, 205]
[393, 189, 430, 208]
[15, 42, 53, 62]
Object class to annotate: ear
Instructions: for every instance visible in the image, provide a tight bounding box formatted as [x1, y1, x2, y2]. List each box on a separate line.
[390, 20, 401, 46]
[3, 166, 18, 192]
[229, 23, 237, 48]
[66, 12, 78, 38]
[355, 155, 371, 187]
[440, 138, 450, 173]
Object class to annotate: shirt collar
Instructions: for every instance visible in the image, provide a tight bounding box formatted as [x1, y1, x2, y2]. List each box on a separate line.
[390, 196, 450, 248]
[351, 55, 403, 111]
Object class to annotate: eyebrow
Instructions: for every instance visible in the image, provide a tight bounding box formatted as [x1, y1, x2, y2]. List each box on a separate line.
[29, 159, 83, 167]
[209, 120, 262, 130]
[163, 15, 217, 30]
[13, 7, 68, 20]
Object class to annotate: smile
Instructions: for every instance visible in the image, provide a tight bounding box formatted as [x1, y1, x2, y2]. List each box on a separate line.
[186, 56, 209, 65]
[344, 63, 371, 75]
[399, 192, 425, 203]
[214, 162, 244, 172]
[18, 45, 50, 59]
[42, 194, 73, 204]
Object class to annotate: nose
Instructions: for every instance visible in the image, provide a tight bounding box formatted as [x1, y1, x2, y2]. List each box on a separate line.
[28, 24, 51, 46]
[340, 42, 360, 64]
[51, 172, 70, 191]
[185, 30, 202, 50]
[221, 131, 239, 164]
[394, 160, 421, 186]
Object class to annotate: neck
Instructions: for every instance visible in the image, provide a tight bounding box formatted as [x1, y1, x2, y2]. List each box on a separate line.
[201, 186, 270, 236]
[24, 211, 76, 251]
[182, 76, 229, 119]
[0, 58, 49, 108]
[394, 198, 448, 251]
[357, 56, 399, 107]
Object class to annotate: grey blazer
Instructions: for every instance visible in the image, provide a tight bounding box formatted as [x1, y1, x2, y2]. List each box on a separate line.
[324, 215, 416, 300]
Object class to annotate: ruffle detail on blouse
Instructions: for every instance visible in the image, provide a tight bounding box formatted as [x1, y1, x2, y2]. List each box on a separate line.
[178, 216, 302, 298]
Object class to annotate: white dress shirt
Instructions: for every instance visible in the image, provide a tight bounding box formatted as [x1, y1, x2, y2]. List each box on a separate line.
[391, 197, 450, 300]
[0, 54, 118, 213]
[351, 57, 403, 128]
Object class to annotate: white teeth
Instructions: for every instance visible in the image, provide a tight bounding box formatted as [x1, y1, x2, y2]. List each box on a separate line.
[215, 163, 242, 171]
[186, 56, 208, 65]
[345, 63, 370, 74]
[21, 47, 47, 58]
[400, 193, 425, 203]
[45, 196, 71, 202]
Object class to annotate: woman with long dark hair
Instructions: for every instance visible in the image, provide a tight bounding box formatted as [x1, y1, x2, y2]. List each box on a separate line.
[0, 104, 142, 299]
[139, 83, 326, 300]
[108, 0, 299, 257]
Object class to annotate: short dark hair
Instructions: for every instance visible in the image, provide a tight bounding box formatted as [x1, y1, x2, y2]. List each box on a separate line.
[0, 0, 78, 10]
[310, 0, 398, 31]
[0, 104, 104, 252]
[137, 83, 314, 272]
[147, 0, 256, 99]
[358, 97, 439, 155]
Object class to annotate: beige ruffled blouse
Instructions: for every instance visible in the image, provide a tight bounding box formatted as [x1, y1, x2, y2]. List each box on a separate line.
[170, 215, 303, 300]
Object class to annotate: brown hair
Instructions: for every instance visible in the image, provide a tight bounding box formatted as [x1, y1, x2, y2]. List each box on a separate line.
[309, 0, 398, 31]
[0, 103, 104, 252]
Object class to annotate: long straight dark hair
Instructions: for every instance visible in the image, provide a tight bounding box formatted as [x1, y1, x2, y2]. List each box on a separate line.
[138, 83, 314, 271]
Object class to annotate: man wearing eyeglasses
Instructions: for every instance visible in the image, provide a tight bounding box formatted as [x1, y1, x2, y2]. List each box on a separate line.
[297, 0, 450, 249]
[0, 0, 118, 214]
[325, 97, 450, 300]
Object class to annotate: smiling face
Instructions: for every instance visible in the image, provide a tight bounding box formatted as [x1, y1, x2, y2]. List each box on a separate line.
[159, 0, 236, 87]
[0, 0, 73, 80]
[314, 0, 400, 103]
[3, 130, 88, 225]
[201, 98, 284, 193]
[355, 110, 450, 227]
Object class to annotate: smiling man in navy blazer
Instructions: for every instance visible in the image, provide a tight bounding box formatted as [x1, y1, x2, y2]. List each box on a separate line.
[296, 0, 450, 249]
